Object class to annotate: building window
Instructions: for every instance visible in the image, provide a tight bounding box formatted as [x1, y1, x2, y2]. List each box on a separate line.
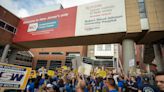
[5, 24, 15, 33]
[13, 28, 17, 33]
[138, 0, 147, 18]
[0, 19, 16, 34]
[51, 52, 63, 55]
[0, 20, 5, 28]
[15, 54, 32, 62]
[39, 52, 49, 55]
[66, 52, 80, 57]
[97, 45, 103, 51]
[36, 60, 48, 69]
[105, 44, 111, 51]
[49, 60, 62, 70]
[96, 44, 111, 51]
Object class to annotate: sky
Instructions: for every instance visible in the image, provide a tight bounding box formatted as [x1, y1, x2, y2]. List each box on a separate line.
[0, 0, 99, 18]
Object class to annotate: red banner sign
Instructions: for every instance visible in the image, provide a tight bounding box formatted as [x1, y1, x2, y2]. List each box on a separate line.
[13, 7, 77, 42]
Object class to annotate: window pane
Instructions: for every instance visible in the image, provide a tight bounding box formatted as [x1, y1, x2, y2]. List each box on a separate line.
[97, 45, 103, 51]
[5, 24, 14, 32]
[51, 52, 63, 55]
[39, 52, 49, 55]
[36, 60, 47, 69]
[105, 45, 111, 51]
[139, 3, 145, 13]
[0, 20, 5, 28]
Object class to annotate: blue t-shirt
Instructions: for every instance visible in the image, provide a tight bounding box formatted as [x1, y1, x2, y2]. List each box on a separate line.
[118, 81, 124, 88]
[39, 78, 45, 86]
[109, 89, 118, 92]
[136, 76, 142, 88]
[84, 87, 89, 92]
[65, 83, 72, 92]
[118, 80, 126, 92]
[27, 82, 34, 92]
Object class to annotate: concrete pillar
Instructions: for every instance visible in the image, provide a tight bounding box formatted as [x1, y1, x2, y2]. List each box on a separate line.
[8, 50, 18, 64]
[1, 44, 10, 62]
[153, 44, 164, 72]
[122, 39, 136, 75]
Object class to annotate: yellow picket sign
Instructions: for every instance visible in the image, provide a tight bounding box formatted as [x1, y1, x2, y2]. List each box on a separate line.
[96, 69, 101, 74]
[30, 70, 36, 78]
[99, 71, 107, 78]
[61, 66, 68, 70]
[48, 70, 55, 77]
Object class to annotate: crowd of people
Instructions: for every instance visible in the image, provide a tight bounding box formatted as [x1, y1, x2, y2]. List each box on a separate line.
[25, 66, 164, 92]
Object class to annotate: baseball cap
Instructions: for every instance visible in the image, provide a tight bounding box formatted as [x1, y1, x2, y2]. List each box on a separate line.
[47, 84, 53, 88]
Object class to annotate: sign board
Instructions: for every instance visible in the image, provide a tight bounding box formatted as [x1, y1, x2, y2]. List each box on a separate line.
[30, 70, 36, 78]
[75, 0, 126, 36]
[99, 70, 107, 78]
[72, 56, 83, 69]
[47, 70, 55, 77]
[61, 66, 68, 70]
[129, 59, 135, 67]
[83, 63, 92, 76]
[13, 7, 77, 42]
[13, 0, 126, 43]
[78, 66, 85, 74]
[76, 56, 83, 68]
[72, 59, 77, 69]
[0, 63, 31, 89]
[78, 63, 92, 76]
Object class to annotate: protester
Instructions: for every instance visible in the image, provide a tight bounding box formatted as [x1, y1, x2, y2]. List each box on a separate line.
[155, 71, 164, 92]
[105, 78, 118, 92]
[127, 76, 138, 92]
[46, 84, 55, 92]
[117, 76, 126, 92]
[23, 66, 163, 92]
[138, 76, 159, 92]
[26, 78, 35, 92]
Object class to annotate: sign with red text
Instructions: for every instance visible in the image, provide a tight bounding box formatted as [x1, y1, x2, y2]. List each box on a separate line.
[75, 0, 126, 36]
[13, 0, 126, 43]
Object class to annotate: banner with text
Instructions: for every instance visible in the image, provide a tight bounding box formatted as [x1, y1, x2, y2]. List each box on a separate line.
[75, 0, 126, 36]
[13, 7, 77, 42]
[13, 0, 126, 43]
[0, 63, 31, 89]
